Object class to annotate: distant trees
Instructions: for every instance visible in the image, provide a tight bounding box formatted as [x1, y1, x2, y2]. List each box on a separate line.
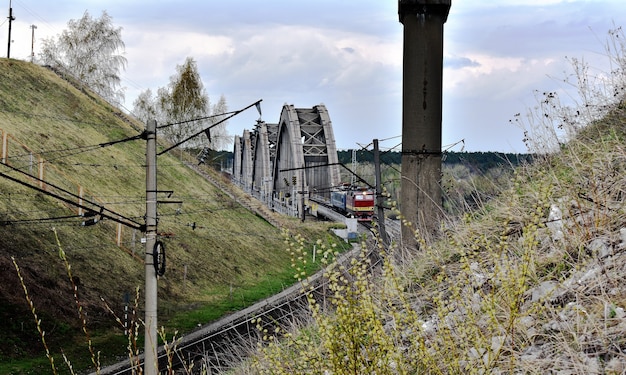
[336, 150, 533, 172]
[38, 11, 127, 105]
[133, 57, 229, 150]
[333, 150, 534, 215]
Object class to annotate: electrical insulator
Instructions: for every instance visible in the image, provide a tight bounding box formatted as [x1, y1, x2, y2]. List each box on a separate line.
[82, 217, 99, 226]
[81, 209, 99, 226]
[292, 176, 297, 185]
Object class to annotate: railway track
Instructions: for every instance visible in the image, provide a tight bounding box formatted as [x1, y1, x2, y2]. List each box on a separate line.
[96, 240, 377, 374]
[97, 164, 383, 374]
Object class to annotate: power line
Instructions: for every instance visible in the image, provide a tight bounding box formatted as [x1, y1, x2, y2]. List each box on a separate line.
[0, 207, 71, 217]
[156, 205, 249, 218]
[13, 0, 59, 35]
[0, 162, 143, 230]
[156, 110, 241, 130]
[380, 135, 402, 142]
[280, 162, 374, 189]
[181, 223, 272, 239]
[5, 131, 145, 168]
[0, 107, 129, 127]
[0, 213, 83, 226]
[157, 99, 262, 156]
[53, 161, 145, 169]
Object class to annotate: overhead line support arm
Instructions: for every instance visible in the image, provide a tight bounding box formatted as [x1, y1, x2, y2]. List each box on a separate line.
[157, 99, 263, 156]
[0, 169, 143, 230]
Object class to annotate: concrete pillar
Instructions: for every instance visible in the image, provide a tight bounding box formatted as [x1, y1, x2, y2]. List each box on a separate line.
[233, 135, 242, 186]
[242, 130, 253, 191]
[398, 1, 451, 251]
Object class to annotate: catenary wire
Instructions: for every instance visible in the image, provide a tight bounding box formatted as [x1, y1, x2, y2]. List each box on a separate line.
[0, 163, 143, 230]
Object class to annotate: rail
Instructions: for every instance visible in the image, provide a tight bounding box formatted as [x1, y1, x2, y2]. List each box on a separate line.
[96, 239, 379, 374]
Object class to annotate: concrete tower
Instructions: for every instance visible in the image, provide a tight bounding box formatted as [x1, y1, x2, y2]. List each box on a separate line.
[398, 0, 451, 251]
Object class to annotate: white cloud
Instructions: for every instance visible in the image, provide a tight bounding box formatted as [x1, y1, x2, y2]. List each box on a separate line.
[125, 30, 234, 81]
[444, 54, 560, 97]
[188, 24, 399, 95]
[5, 0, 624, 152]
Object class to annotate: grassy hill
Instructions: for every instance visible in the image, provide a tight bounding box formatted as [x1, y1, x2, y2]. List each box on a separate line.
[242, 85, 626, 372]
[0, 59, 343, 374]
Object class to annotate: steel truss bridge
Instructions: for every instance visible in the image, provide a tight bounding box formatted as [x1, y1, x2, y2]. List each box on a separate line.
[97, 104, 397, 375]
[231, 104, 342, 217]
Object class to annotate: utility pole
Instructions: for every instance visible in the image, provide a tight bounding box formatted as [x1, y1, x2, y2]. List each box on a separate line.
[30, 24, 37, 62]
[398, 0, 451, 252]
[142, 100, 258, 373]
[351, 149, 357, 186]
[7, 0, 15, 59]
[373, 139, 389, 248]
[300, 168, 305, 222]
[144, 119, 158, 375]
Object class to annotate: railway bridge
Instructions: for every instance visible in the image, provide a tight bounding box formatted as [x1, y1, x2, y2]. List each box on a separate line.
[231, 104, 342, 218]
[98, 105, 393, 375]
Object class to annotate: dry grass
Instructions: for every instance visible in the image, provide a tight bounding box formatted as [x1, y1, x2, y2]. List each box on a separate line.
[239, 26, 626, 375]
[0, 59, 337, 373]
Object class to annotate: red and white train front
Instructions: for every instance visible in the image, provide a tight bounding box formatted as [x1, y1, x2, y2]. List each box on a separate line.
[345, 189, 375, 221]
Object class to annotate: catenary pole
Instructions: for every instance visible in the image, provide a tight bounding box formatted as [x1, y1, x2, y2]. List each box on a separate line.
[373, 139, 389, 248]
[144, 119, 158, 375]
[7, 0, 15, 59]
[30, 24, 37, 62]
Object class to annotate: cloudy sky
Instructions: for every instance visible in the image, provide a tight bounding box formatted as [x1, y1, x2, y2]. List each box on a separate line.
[3, 0, 625, 152]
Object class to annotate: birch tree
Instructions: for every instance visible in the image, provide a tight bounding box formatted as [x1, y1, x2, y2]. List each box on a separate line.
[208, 94, 231, 150]
[133, 57, 229, 149]
[165, 57, 208, 145]
[39, 11, 127, 105]
[132, 89, 158, 125]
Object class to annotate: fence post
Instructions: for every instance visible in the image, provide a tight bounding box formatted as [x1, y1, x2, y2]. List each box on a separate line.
[116, 222, 123, 247]
[2, 132, 8, 164]
[38, 157, 45, 189]
[77, 185, 84, 216]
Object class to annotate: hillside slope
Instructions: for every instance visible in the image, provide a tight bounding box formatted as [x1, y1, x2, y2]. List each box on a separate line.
[0, 59, 333, 373]
[243, 98, 626, 372]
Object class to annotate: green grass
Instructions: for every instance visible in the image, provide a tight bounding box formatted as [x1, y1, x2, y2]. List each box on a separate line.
[18, 234, 347, 373]
[0, 58, 345, 373]
[164, 268, 297, 333]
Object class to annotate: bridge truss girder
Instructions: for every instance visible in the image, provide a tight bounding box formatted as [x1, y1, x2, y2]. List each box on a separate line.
[232, 104, 341, 218]
[251, 121, 276, 203]
[272, 104, 341, 215]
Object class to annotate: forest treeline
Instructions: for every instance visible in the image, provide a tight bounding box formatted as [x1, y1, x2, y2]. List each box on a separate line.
[337, 150, 534, 172]
[214, 150, 533, 172]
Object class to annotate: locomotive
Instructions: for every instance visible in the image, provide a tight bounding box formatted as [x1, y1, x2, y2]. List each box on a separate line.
[330, 185, 375, 222]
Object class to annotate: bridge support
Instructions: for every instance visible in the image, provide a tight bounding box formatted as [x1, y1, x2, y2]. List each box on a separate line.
[240, 130, 254, 192]
[232, 104, 340, 219]
[252, 121, 276, 205]
[398, 0, 451, 252]
[273, 104, 341, 217]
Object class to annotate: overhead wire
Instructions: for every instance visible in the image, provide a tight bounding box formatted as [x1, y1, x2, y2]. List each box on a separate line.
[157, 99, 262, 155]
[0, 206, 72, 216]
[5, 233, 144, 262]
[0, 107, 124, 127]
[379, 135, 402, 142]
[0, 183, 244, 228]
[53, 161, 145, 169]
[181, 223, 272, 240]
[157, 205, 249, 218]
[13, 0, 60, 34]
[0, 213, 84, 226]
[0, 11, 281, 245]
[0, 162, 143, 230]
[5, 131, 145, 170]
[156, 110, 240, 130]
